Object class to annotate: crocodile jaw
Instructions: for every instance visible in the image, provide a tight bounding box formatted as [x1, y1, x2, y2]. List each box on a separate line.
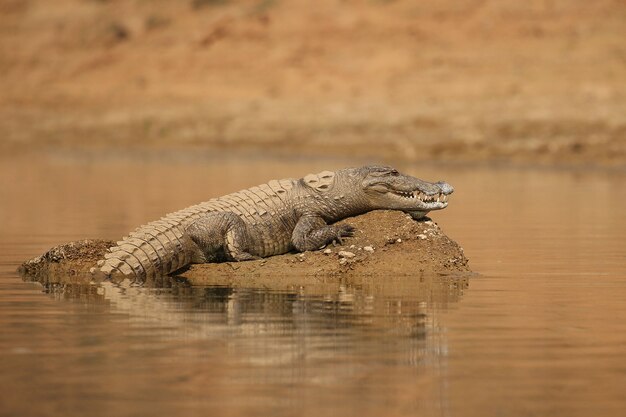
[373, 185, 451, 215]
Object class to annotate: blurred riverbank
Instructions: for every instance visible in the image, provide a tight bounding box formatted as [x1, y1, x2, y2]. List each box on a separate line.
[1, 0, 625, 167]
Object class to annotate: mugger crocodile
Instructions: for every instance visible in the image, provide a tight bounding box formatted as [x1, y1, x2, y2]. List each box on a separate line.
[94, 165, 453, 281]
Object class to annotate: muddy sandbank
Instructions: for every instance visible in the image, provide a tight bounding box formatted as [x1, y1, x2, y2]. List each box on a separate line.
[19, 211, 470, 288]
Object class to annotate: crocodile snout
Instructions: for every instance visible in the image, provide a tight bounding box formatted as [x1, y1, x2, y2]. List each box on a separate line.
[436, 181, 454, 195]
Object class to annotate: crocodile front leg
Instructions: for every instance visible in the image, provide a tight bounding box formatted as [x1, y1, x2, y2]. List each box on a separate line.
[291, 214, 355, 252]
[187, 212, 260, 262]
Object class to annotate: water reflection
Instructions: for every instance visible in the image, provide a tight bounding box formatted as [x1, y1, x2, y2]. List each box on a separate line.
[25, 272, 469, 375]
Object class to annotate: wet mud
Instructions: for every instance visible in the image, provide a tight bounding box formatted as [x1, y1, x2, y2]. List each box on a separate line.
[19, 210, 470, 288]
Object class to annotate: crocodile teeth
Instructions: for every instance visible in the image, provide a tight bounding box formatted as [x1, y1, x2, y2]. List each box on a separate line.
[416, 192, 441, 203]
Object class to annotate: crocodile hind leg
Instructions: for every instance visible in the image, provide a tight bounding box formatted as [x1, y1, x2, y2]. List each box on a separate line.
[186, 212, 260, 263]
[291, 214, 355, 252]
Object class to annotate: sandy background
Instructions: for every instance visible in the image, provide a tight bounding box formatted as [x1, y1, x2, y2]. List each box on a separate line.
[1, 0, 625, 166]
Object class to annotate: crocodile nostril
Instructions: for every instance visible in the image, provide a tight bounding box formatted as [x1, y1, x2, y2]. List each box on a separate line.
[437, 181, 454, 194]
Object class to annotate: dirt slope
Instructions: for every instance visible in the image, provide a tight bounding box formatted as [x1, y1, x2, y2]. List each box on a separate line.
[2, 0, 624, 166]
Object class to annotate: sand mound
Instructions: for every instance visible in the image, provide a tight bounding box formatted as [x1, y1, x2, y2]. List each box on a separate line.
[19, 210, 470, 287]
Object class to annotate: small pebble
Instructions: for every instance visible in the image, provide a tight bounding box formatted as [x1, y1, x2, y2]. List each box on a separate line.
[396, 238, 402, 243]
[338, 250, 355, 258]
[323, 248, 332, 255]
[363, 246, 374, 252]
[417, 234, 427, 240]
[339, 258, 348, 265]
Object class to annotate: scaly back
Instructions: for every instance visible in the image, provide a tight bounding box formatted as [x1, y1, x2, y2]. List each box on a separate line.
[95, 177, 299, 281]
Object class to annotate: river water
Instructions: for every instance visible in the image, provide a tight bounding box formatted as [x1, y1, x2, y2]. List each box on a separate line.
[0, 151, 624, 417]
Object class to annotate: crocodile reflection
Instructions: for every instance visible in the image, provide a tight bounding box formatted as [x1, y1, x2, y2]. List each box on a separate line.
[26, 273, 469, 368]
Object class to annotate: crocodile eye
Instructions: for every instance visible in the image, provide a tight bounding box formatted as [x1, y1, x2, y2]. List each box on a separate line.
[390, 169, 399, 176]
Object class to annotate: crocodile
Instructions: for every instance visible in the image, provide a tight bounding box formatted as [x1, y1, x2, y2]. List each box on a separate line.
[94, 165, 454, 281]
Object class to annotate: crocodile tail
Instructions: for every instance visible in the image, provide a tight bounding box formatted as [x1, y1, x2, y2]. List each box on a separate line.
[93, 204, 212, 282]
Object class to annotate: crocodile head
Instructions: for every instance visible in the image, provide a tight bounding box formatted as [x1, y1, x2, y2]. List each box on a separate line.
[357, 165, 454, 219]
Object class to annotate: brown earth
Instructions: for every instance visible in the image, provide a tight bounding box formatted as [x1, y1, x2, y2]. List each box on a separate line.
[1, 0, 625, 167]
[19, 210, 471, 288]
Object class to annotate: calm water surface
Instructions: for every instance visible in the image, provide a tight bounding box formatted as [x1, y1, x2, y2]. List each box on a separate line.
[0, 151, 624, 417]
